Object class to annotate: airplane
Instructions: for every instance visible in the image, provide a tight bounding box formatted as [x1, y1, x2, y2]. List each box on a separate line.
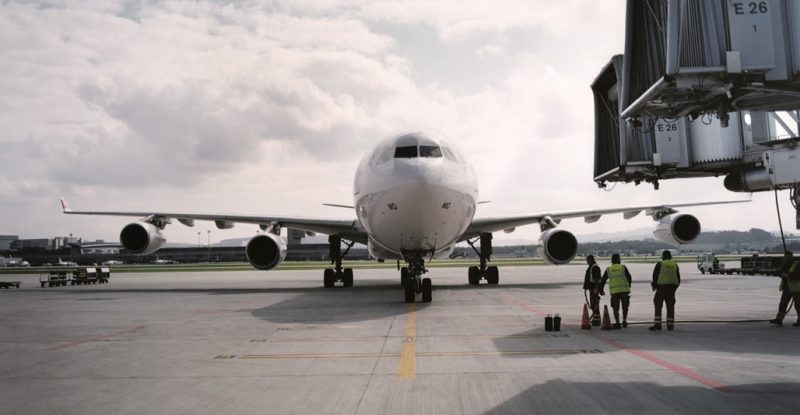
[61, 131, 748, 303]
[57, 258, 78, 266]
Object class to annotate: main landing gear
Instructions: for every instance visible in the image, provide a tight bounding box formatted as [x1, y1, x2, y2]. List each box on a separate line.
[401, 256, 432, 303]
[323, 235, 355, 288]
[466, 233, 499, 285]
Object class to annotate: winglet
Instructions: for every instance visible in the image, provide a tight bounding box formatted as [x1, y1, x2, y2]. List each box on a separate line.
[60, 197, 72, 213]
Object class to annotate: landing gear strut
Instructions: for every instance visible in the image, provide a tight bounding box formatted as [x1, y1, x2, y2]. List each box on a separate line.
[323, 235, 354, 288]
[402, 255, 432, 303]
[466, 233, 499, 285]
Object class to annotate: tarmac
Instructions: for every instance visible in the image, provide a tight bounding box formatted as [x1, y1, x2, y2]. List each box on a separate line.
[1, 263, 799, 414]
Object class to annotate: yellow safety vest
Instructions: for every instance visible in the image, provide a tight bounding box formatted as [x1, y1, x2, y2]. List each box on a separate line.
[657, 260, 679, 285]
[607, 263, 630, 295]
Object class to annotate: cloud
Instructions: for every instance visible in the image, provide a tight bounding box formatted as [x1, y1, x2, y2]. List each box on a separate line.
[0, 0, 786, 245]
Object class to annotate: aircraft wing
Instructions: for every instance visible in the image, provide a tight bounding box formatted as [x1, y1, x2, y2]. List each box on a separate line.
[461, 199, 750, 240]
[60, 198, 368, 244]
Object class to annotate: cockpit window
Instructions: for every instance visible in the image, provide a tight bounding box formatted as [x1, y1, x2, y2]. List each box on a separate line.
[394, 146, 418, 158]
[419, 146, 442, 158]
[441, 146, 457, 162]
[375, 146, 394, 164]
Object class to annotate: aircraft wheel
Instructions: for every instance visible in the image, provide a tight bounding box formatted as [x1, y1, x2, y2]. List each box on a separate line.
[468, 266, 479, 285]
[323, 268, 335, 288]
[487, 266, 499, 285]
[343, 268, 354, 287]
[404, 279, 416, 303]
[400, 267, 410, 286]
[421, 278, 432, 303]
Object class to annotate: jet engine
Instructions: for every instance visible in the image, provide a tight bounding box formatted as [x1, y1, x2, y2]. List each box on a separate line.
[246, 233, 287, 270]
[120, 222, 166, 255]
[653, 213, 701, 245]
[538, 228, 578, 265]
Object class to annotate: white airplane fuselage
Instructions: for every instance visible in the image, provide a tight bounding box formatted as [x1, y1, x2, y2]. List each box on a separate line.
[353, 132, 478, 260]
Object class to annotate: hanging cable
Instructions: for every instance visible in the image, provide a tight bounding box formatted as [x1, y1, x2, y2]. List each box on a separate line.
[776, 189, 788, 253]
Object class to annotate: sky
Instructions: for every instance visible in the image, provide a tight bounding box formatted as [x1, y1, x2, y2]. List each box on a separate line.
[0, 0, 795, 246]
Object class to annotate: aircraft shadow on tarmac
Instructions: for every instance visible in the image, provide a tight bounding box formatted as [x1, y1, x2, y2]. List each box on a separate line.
[248, 280, 582, 324]
[484, 380, 800, 414]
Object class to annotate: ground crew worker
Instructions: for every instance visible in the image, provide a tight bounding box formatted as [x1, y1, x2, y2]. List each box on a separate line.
[583, 255, 604, 326]
[769, 252, 800, 327]
[601, 253, 632, 329]
[650, 250, 680, 331]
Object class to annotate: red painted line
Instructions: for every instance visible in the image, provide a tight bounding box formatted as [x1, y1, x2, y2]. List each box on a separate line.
[47, 325, 146, 352]
[584, 331, 725, 389]
[505, 297, 725, 390]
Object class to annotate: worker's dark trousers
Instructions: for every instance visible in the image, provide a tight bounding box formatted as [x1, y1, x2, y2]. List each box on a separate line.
[653, 285, 677, 327]
[590, 292, 601, 325]
[776, 290, 800, 321]
[611, 293, 630, 323]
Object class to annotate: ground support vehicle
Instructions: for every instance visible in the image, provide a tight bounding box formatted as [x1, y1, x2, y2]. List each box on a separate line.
[40, 269, 71, 287]
[0, 281, 21, 289]
[71, 267, 111, 285]
[698, 254, 784, 276]
[697, 253, 724, 274]
[39, 267, 111, 287]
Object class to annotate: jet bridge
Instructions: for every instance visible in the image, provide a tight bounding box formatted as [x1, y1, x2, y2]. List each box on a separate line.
[593, 0, 800, 228]
[619, 0, 800, 125]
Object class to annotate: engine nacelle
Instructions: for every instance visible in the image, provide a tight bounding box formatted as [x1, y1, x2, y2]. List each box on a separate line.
[120, 222, 166, 255]
[246, 233, 287, 270]
[538, 228, 578, 265]
[653, 213, 701, 245]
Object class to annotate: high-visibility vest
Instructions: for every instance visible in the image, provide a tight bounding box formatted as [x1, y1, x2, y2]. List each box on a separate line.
[657, 259, 679, 285]
[607, 263, 630, 295]
[787, 261, 800, 294]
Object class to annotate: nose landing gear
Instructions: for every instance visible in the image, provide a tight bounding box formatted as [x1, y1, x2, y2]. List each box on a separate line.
[402, 255, 432, 303]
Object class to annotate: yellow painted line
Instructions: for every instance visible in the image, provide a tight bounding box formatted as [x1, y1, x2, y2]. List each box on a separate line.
[397, 304, 417, 380]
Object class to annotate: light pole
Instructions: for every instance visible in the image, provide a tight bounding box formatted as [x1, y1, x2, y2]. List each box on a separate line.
[207, 230, 211, 262]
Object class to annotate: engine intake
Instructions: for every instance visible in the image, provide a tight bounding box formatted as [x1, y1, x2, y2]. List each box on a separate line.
[538, 228, 578, 265]
[120, 222, 166, 255]
[653, 213, 701, 245]
[246, 233, 287, 270]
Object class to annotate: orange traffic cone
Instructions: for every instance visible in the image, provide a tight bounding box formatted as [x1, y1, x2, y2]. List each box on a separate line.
[601, 305, 612, 330]
[581, 303, 591, 330]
